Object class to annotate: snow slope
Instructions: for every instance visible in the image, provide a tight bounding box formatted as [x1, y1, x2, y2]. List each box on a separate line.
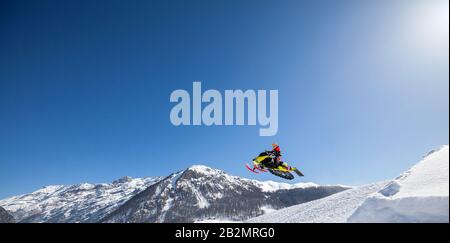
[0, 176, 162, 223]
[249, 145, 449, 223]
[247, 181, 388, 223]
[348, 146, 449, 223]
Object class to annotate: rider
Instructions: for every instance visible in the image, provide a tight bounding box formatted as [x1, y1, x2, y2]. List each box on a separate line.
[268, 143, 283, 168]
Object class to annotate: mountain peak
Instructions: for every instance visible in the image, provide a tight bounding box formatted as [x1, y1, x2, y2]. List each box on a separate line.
[186, 165, 223, 176]
[424, 144, 449, 158]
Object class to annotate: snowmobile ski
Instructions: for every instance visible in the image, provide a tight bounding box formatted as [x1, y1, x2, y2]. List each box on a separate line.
[245, 164, 260, 173]
[253, 165, 268, 172]
[294, 168, 304, 177]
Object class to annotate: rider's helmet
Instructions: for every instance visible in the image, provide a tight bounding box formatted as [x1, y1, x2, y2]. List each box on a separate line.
[272, 143, 278, 148]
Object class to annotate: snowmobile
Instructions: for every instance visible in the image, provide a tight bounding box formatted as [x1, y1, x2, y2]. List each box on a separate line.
[245, 151, 304, 180]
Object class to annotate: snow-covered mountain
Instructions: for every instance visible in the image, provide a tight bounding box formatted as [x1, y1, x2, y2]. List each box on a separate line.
[0, 206, 15, 223]
[101, 165, 348, 223]
[0, 176, 162, 223]
[248, 145, 449, 223]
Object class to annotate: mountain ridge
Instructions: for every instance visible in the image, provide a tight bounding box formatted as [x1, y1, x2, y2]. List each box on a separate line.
[0, 176, 163, 223]
[0, 164, 349, 223]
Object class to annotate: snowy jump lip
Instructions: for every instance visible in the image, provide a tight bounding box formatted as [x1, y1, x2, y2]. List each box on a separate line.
[348, 145, 449, 223]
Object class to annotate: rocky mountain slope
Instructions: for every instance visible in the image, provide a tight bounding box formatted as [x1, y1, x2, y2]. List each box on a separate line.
[0, 206, 15, 223]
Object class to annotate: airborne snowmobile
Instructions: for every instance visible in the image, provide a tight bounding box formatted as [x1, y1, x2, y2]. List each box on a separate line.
[245, 151, 304, 180]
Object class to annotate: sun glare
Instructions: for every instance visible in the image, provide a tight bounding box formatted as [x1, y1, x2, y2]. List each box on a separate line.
[410, 0, 449, 55]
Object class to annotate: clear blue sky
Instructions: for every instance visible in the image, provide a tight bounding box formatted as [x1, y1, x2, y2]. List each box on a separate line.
[0, 0, 448, 198]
